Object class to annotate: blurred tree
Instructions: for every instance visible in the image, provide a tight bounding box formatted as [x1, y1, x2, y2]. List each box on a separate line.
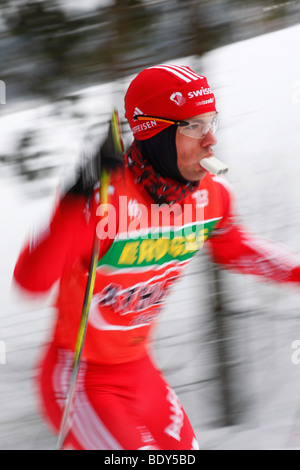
[0, 0, 298, 187]
[3, 0, 87, 96]
[0, 0, 298, 102]
[176, 0, 224, 55]
[88, 0, 159, 77]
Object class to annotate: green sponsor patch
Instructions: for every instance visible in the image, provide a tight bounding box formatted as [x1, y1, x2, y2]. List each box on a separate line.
[98, 219, 220, 268]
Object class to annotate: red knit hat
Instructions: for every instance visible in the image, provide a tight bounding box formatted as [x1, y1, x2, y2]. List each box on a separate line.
[124, 64, 216, 140]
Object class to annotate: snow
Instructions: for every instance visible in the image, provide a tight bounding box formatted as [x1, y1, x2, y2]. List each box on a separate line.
[1, 23, 300, 450]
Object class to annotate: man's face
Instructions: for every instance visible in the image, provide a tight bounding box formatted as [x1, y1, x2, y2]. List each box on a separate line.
[176, 112, 217, 182]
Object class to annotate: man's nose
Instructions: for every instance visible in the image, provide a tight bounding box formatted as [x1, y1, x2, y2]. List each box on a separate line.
[200, 129, 217, 147]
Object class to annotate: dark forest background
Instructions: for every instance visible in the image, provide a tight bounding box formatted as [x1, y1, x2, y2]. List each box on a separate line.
[0, 0, 299, 184]
[1, 0, 299, 102]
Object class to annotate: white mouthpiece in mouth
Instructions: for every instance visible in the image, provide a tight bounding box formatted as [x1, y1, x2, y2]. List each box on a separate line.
[200, 157, 229, 175]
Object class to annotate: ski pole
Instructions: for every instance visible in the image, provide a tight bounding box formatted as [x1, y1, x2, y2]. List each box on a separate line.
[56, 110, 124, 450]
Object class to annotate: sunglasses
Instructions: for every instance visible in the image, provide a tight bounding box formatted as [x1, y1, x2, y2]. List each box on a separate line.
[133, 113, 218, 139]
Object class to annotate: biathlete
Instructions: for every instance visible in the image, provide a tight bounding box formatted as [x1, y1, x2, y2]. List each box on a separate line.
[14, 64, 300, 450]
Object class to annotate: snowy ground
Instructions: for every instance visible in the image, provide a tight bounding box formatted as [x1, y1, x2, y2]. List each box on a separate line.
[1, 23, 300, 450]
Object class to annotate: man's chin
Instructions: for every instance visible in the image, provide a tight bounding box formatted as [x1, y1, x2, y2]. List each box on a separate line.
[188, 170, 207, 183]
[178, 166, 207, 183]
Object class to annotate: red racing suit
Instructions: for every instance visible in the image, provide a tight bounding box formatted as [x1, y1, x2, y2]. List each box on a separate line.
[13, 164, 300, 450]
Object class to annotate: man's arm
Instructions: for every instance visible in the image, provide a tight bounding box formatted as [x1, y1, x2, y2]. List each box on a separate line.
[206, 176, 300, 285]
[13, 193, 96, 293]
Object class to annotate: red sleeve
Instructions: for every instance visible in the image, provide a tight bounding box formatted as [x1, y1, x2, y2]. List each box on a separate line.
[206, 177, 300, 285]
[13, 193, 96, 293]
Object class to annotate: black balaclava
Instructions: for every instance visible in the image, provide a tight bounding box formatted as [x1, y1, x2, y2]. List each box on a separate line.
[135, 125, 189, 185]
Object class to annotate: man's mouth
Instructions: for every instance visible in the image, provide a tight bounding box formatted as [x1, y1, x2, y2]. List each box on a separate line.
[199, 156, 229, 175]
[199, 151, 214, 171]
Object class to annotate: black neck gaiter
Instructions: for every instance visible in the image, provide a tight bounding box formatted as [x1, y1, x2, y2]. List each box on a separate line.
[135, 125, 188, 184]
